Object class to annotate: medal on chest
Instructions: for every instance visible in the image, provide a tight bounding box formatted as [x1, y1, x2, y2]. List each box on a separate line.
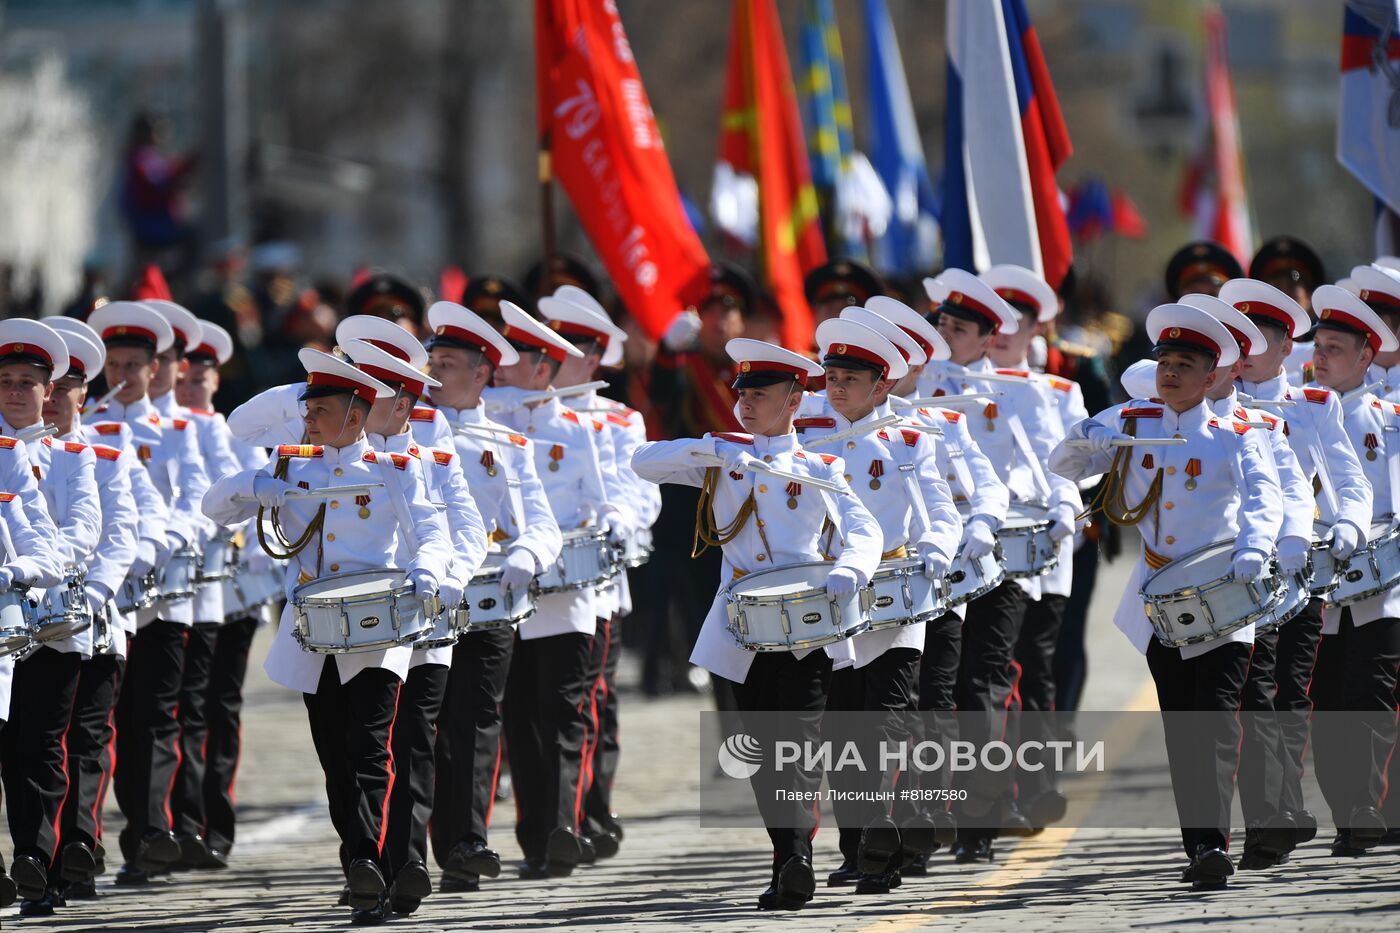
[785, 481, 802, 510]
[1184, 458, 1201, 491]
[356, 493, 372, 519]
[983, 401, 997, 433]
[480, 449, 497, 477]
[548, 443, 564, 472]
[1365, 433, 1379, 462]
[868, 459, 884, 490]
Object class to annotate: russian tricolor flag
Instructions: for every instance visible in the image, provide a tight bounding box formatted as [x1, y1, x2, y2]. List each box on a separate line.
[1338, 3, 1400, 222]
[940, 0, 1073, 288]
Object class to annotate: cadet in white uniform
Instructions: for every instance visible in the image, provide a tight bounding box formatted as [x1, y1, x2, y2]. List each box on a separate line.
[633, 338, 881, 912]
[0, 321, 101, 916]
[1051, 303, 1283, 889]
[86, 301, 211, 884]
[1303, 284, 1400, 857]
[203, 348, 452, 923]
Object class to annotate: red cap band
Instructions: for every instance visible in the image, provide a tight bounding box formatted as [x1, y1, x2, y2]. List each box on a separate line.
[306, 371, 378, 402]
[433, 325, 502, 367]
[502, 324, 568, 363]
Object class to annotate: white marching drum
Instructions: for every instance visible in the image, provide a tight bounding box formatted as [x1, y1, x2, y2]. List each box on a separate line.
[115, 571, 158, 613]
[941, 546, 1005, 609]
[867, 558, 943, 631]
[222, 563, 285, 617]
[417, 601, 467, 650]
[1141, 540, 1288, 647]
[620, 526, 654, 569]
[536, 527, 619, 594]
[91, 604, 115, 655]
[292, 569, 434, 654]
[0, 588, 33, 657]
[1308, 521, 1340, 598]
[197, 531, 238, 583]
[32, 567, 91, 643]
[1326, 521, 1400, 607]
[723, 561, 870, 652]
[157, 546, 199, 601]
[463, 553, 536, 631]
[998, 502, 1059, 578]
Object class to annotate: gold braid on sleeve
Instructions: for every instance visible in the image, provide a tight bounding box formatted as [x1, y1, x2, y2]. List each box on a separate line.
[255, 456, 328, 561]
[692, 466, 759, 558]
[1076, 417, 1163, 536]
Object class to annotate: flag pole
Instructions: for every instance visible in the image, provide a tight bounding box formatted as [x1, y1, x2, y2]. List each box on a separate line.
[539, 128, 557, 297]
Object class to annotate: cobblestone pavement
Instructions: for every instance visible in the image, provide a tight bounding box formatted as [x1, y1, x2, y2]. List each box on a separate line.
[5, 551, 1398, 931]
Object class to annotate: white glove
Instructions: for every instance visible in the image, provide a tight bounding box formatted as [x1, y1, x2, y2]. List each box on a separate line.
[1230, 548, 1268, 583]
[153, 533, 176, 567]
[661, 309, 702, 352]
[1083, 422, 1130, 454]
[85, 582, 112, 615]
[825, 567, 861, 600]
[599, 510, 630, 547]
[721, 446, 761, 476]
[438, 578, 464, 610]
[254, 474, 293, 509]
[919, 546, 951, 582]
[130, 539, 157, 579]
[960, 515, 997, 561]
[1330, 521, 1362, 560]
[501, 547, 538, 592]
[1276, 535, 1310, 575]
[0, 568, 14, 591]
[1049, 519, 1075, 543]
[408, 569, 438, 602]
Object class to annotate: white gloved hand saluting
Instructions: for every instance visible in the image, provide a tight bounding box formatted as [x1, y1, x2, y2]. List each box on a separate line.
[501, 547, 538, 592]
[254, 474, 293, 509]
[1229, 548, 1268, 583]
[661, 309, 703, 352]
[960, 515, 998, 561]
[1330, 521, 1362, 560]
[1276, 535, 1310, 575]
[825, 567, 861, 600]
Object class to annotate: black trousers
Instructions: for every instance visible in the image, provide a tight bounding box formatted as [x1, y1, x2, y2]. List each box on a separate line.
[1014, 592, 1067, 803]
[502, 632, 591, 861]
[826, 647, 920, 863]
[114, 620, 188, 861]
[430, 625, 514, 865]
[1053, 541, 1100, 713]
[304, 662, 402, 872]
[170, 624, 219, 841]
[1145, 639, 1252, 858]
[1310, 612, 1400, 828]
[55, 653, 124, 874]
[1238, 629, 1286, 826]
[202, 616, 258, 853]
[1, 647, 82, 867]
[915, 611, 962, 802]
[1274, 600, 1324, 817]
[582, 615, 623, 836]
[955, 582, 1028, 821]
[728, 650, 834, 867]
[384, 662, 448, 880]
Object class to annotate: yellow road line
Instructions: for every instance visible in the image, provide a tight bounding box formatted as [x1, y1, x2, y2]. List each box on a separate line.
[854, 680, 1160, 931]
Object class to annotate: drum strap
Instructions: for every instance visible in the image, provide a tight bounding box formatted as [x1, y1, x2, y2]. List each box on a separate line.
[1077, 416, 1163, 543]
[256, 457, 326, 568]
[692, 467, 768, 561]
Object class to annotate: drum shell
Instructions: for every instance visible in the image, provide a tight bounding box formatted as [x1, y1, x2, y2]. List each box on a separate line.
[940, 548, 1005, 608]
[115, 571, 158, 613]
[723, 561, 871, 652]
[222, 564, 284, 617]
[536, 528, 619, 594]
[197, 533, 238, 583]
[291, 569, 431, 654]
[463, 555, 536, 632]
[867, 559, 943, 631]
[1141, 540, 1287, 647]
[0, 589, 33, 658]
[621, 527, 654, 569]
[91, 604, 115, 655]
[1326, 522, 1400, 607]
[999, 503, 1059, 579]
[32, 569, 91, 643]
[157, 547, 199, 601]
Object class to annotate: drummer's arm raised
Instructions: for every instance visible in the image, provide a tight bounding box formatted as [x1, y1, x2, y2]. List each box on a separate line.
[630, 436, 715, 489]
[201, 468, 264, 527]
[1232, 428, 1285, 557]
[825, 457, 882, 586]
[226, 382, 305, 448]
[1048, 409, 1125, 482]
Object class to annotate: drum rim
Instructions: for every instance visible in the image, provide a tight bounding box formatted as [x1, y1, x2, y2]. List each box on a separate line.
[1324, 522, 1400, 605]
[294, 568, 414, 603]
[1144, 542, 1290, 646]
[1140, 539, 1246, 596]
[734, 619, 872, 652]
[722, 560, 837, 601]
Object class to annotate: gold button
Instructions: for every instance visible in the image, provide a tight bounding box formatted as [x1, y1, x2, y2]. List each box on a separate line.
[846, 441, 856, 450]
[1173, 434, 1183, 440]
[763, 454, 773, 463]
[527, 425, 535, 433]
[1164, 502, 1174, 510]
[334, 467, 344, 477]
[330, 500, 340, 509]
[330, 563, 340, 572]
[326, 532, 336, 542]
[1164, 537, 1175, 546]
[1166, 467, 1176, 476]
[756, 554, 766, 562]
[757, 519, 766, 528]
[758, 484, 768, 493]
[844, 474, 853, 483]
[947, 474, 956, 482]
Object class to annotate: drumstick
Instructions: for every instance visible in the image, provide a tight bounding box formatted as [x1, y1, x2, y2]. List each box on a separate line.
[518, 380, 610, 405]
[689, 452, 844, 493]
[954, 370, 1032, 385]
[15, 424, 58, 443]
[80, 380, 126, 415]
[900, 423, 944, 437]
[801, 414, 902, 448]
[1236, 393, 1294, 407]
[233, 482, 385, 503]
[1063, 437, 1189, 449]
[892, 392, 998, 408]
[1341, 382, 1383, 405]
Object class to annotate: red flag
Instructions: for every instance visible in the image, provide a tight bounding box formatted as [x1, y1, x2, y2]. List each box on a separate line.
[439, 265, 467, 304]
[131, 263, 172, 301]
[718, 0, 825, 350]
[535, 0, 710, 340]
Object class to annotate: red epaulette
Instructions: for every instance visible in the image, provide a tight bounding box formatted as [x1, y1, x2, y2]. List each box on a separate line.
[172, 418, 189, 431]
[508, 433, 528, 447]
[93, 423, 123, 437]
[940, 410, 962, 423]
[899, 429, 920, 447]
[64, 440, 87, 455]
[432, 449, 454, 466]
[0, 437, 17, 449]
[592, 418, 605, 433]
[1372, 398, 1400, 416]
[277, 444, 323, 458]
[1302, 388, 1330, 404]
[188, 407, 215, 417]
[606, 412, 631, 428]
[0, 493, 14, 502]
[710, 432, 753, 445]
[91, 445, 121, 462]
[366, 451, 410, 470]
[1121, 407, 1163, 418]
[1259, 413, 1279, 430]
[560, 410, 581, 425]
[793, 417, 836, 429]
[409, 407, 437, 423]
[996, 369, 1031, 378]
[1047, 376, 1073, 393]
